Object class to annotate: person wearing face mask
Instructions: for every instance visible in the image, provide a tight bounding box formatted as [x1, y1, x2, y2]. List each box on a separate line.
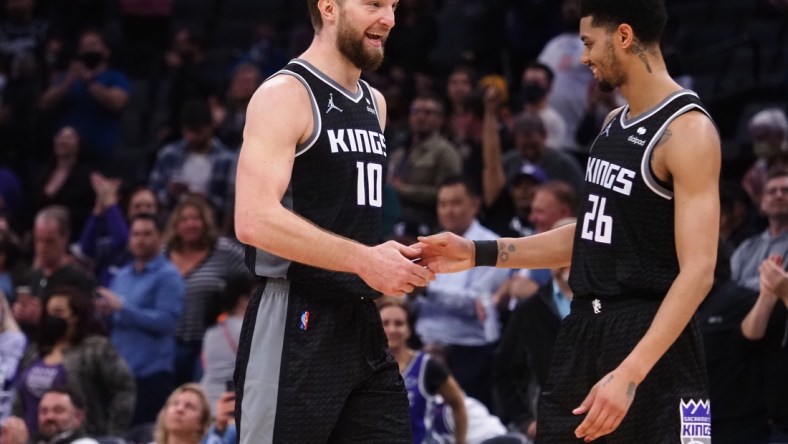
[13, 287, 135, 438]
[39, 29, 130, 167]
[517, 62, 567, 151]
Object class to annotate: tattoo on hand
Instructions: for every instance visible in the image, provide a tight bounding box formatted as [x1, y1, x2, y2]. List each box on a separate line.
[631, 42, 652, 73]
[602, 375, 614, 387]
[626, 382, 636, 405]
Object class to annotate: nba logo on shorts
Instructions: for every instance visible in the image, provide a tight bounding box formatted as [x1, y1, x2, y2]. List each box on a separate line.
[679, 399, 711, 444]
[299, 311, 310, 331]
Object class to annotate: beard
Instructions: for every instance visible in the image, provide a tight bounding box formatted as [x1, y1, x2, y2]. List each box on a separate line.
[336, 17, 385, 71]
[598, 41, 624, 92]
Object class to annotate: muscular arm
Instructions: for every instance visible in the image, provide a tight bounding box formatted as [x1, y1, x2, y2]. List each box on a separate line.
[574, 111, 720, 441]
[234, 76, 429, 294]
[437, 376, 468, 444]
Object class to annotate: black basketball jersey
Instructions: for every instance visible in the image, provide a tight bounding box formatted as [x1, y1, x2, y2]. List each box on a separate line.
[244, 59, 387, 299]
[568, 90, 716, 301]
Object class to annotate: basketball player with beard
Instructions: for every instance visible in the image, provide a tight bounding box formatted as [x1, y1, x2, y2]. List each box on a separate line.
[417, 0, 720, 442]
[233, 1, 433, 443]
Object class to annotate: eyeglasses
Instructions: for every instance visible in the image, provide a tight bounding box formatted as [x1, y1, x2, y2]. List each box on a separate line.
[764, 186, 788, 196]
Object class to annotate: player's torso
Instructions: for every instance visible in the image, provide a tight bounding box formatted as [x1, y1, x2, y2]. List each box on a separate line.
[569, 90, 714, 301]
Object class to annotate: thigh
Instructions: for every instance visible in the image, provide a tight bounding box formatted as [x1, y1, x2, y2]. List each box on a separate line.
[328, 351, 411, 444]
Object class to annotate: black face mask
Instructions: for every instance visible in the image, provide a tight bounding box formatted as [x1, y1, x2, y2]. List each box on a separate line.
[79, 51, 104, 70]
[522, 83, 548, 104]
[39, 315, 68, 344]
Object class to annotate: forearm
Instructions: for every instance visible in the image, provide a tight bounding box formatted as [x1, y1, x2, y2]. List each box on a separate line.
[492, 224, 575, 269]
[618, 268, 713, 383]
[39, 83, 70, 109]
[741, 293, 778, 340]
[88, 84, 127, 112]
[481, 110, 505, 207]
[236, 203, 369, 275]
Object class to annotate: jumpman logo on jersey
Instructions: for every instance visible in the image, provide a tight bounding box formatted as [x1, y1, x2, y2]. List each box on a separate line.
[326, 93, 343, 114]
[601, 120, 614, 137]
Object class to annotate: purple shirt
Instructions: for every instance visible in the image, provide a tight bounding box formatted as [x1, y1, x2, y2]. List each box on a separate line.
[17, 359, 67, 434]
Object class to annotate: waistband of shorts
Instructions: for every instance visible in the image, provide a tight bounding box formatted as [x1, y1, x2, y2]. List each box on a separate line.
[260, 277, 290, 294]
[571, 297, 661, 316]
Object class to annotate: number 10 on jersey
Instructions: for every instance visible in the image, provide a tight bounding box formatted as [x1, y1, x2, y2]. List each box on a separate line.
[356, 162, 383, 207]
[581, 194, 612, 244]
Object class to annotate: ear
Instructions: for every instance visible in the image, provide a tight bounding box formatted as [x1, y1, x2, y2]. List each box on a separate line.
[319, 0, 339, 24]
[616, 23, 635, 50]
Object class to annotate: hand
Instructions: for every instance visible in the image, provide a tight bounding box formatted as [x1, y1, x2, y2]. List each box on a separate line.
[758, 256, 786, 298]
[527, 420, 537, 439]
[359, 241, 435, 296]
[215, 391, 236, 433]
[416, 232, 475, 274]
[95, 287, 123, 312]
[483, 86, 501, 113]
[90, 172, 121, 211]
[573, 369, 639, 442]
[0, 416, 29, 444]
[475, 298, 486, 323]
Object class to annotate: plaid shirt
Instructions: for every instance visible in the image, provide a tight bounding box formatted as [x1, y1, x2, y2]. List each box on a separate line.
[148, 138, 237, 218]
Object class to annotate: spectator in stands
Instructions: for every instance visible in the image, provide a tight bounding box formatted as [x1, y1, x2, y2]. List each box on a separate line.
[32, 126, 95, 242]
[740, 254, 788, 441]
[389, 93, 462, 231]
[34, 387, 100, 444]
[445, 65, 476, 144]
[537, 0, 592, 152]
[39, 30, 131, 165]
[160, 27, 220, 145]
[0, 291, 25, 421]
[164, 196, 247, 386]
[732, 168, 788, 292]
[0, 0, 48, 80]
[574, 80, 624, 149]
[742, 108, 788, 206]
[517, 62, 567, 150]
[79, 183, 160, 286]
[0, 230, 21, 300]
[152, 383, 236, 444]
[500, 163, 548, 238]
[200, 272, 252, 415]
[233, 21, 287, 79]
[149, 100, 237, 225]
[0, 416, 28, 444]
[14, 286, 135, 437]
[379, 298, 467, 444]
[13, 206, 94, 334]
[502, 112, 584, 193]
[211, 63, 262, 151]
[719, 181, 759, 256]
[413, 177, 510, 410]
[100, 213, 184, 426]
[0, 166, 24, 232]
[494, 217, 575, 441]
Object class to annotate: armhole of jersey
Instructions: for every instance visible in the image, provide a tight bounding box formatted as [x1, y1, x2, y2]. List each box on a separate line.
[275, 70, 321, 158]
[417, 352, 433, 399]
[361, 80, 383, 131]
[641, 104, 712, 200]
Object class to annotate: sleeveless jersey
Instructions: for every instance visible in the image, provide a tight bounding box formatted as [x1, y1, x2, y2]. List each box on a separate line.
[568, 90, 716, 301]
[244, 59, 387, 299]
[403, 351, 434, 444]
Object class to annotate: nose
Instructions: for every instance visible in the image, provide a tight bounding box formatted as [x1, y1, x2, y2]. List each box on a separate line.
[379, 5, 396, 29]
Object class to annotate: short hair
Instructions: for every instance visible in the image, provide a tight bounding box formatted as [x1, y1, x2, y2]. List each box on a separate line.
[43, 386, 86, 411]
[766, 167, 788, 183]
[748, 108, 788, 135]
[535, 180, 578, 215]
[438, 175, 481, 199]
[580, 0, 667, 46]
[524, 61, 555, 86]
[129, 213, 164, 233]
[307, 0, 345, 31]
[180, 99, 214, 130]
[512, 112, 547, 136]
[35, 206, 71, 238]
[411, 93, 445, 116]
[154, 383, 212, 444]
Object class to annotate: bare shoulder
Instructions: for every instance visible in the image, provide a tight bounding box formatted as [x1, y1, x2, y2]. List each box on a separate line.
[245, 74, 313, 145]
[661, 111, 721, 180]
[370, 85, 388, 131]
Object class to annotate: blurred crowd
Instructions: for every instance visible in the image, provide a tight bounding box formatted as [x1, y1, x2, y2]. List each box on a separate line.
[0, 0, 785, 443]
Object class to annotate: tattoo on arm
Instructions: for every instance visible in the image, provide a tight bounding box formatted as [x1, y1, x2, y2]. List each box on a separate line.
[657, 129, 673, 146]
[631, 42, 652, 73]
[499, 243, 516, 263]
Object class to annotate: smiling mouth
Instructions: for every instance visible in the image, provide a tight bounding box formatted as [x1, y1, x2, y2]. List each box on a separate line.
[365, 32, 384, 45]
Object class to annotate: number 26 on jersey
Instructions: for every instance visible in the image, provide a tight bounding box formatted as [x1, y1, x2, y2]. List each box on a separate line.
[581, 194, 613, 244]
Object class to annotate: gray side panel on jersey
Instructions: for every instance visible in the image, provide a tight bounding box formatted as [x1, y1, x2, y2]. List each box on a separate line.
[252, 186, 293, 278]
[239, 278, 290, 444]
[641, 103, 712, 200]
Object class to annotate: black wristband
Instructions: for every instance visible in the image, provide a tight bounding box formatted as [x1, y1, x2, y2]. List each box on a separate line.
[474, 240, 498, 267]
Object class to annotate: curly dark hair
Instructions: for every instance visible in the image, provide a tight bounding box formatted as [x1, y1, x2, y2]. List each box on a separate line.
[580, 0, 667, 45]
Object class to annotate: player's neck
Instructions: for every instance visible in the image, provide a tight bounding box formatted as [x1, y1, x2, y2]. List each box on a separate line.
[618, 56, 682, 119]
[300, 36, 362, 94]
